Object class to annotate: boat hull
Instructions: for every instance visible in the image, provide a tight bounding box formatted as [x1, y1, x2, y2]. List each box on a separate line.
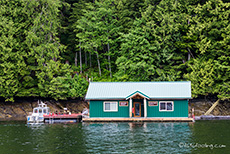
[27, 116, 44, 123]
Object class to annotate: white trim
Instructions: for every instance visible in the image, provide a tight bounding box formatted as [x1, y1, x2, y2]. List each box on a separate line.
[129, 98, 132, 117]
[103, 101, 118, 112]
[144, 98, 147, 118]
[159, 101, 174, 112]
[126, 92, 150, 100]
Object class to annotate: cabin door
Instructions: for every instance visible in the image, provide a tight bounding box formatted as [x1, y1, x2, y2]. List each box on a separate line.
[134, 102, 141, 117]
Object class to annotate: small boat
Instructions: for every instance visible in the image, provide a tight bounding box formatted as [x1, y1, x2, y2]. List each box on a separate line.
[27, 100, 50, 123]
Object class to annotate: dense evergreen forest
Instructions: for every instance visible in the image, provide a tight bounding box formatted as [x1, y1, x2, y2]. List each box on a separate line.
[0, 0, 230, 102]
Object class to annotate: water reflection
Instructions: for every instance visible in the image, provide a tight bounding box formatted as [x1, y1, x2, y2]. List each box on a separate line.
[0, 121, 229, 153]
[82, 122, 193, 153]
[0, 122, 87, 154]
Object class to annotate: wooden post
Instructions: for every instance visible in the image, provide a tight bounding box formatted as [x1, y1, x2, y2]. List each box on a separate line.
[129, 98, 132, 118]
[144, 98, 147, 118]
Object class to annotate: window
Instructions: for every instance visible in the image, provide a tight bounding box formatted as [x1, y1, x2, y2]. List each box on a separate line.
[159, 101, 174, 111]
[104, 102, 118, 112]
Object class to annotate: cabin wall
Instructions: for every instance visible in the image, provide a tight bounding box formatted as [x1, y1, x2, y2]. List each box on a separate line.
[147, 100, 188, 117]
[89, 100, 129, 118]
[89, 100, 188, 118]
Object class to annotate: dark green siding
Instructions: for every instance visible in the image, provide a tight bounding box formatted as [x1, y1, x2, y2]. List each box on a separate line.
[147, 100, 188, 117]
[90, 100, 188, 118]
[90, 100, 129, 117]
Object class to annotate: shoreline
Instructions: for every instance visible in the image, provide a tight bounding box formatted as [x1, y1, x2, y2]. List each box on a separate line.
[0, 98, 230, 121]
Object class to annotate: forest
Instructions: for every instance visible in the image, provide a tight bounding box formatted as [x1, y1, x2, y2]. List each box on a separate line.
[0, 0, 230, 101]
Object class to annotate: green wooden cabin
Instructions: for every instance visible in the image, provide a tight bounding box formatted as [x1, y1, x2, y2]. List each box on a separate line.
[85, 82, 191, 118]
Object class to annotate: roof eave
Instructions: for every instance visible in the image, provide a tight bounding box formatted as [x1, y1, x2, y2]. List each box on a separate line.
[126, 90, 150, 100]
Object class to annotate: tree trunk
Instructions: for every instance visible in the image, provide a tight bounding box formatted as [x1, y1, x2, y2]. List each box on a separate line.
[75, 52, 78, 67]
[85, 51, 87, 66]
[107, 43, 112, 78]
[187, 48, 194, 60]
[188, 52, 191, 61]
[79, 42, 82, 73]
[96, 48, 101, 76]
[89, 51, 92, 68]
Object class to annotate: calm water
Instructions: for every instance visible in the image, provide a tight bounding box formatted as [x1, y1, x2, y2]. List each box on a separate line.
[0, 121, 229, 154]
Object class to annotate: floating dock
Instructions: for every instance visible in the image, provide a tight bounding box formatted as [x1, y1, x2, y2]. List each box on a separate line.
[82, 117, 194, 122]
[197, 115, 230, 120]
[44, 113, 82, 123]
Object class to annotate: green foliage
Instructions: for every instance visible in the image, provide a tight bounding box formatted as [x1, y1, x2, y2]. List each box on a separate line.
[186, 0, 230, 100]
[41, 71, 88, 100]
[0, 0, 88, 101]
[1, 0, 230, 101]
[115, 19, 155, 81]
[115, 0, 145, 32]
[184, 59, 216, 98]
[0, 0, 29, 101]
[116, 0, 190, 81]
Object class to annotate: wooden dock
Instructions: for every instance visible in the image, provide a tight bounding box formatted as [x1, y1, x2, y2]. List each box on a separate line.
[82, 117, 194, 122]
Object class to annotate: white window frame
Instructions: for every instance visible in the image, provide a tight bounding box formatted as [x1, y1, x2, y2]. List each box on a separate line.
[159, 101, 174, 111]
[103, 101, 118, 112]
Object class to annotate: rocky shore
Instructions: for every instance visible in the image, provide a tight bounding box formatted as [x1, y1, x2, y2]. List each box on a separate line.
[0, 98, 88, 121]
[189, 98, 230, 116]
[0, 98, 229, 121]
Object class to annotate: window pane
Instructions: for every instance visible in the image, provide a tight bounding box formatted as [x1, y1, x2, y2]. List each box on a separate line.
[105, 103, 110, 110]
[135, 103, 140, 116]
[160, 103, 166, 110]
[39, 109, 42, 113]
[167, 103, 172, 110]
[110, 103, 117, 111]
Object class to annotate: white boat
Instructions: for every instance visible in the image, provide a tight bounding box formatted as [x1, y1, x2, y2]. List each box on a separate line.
[27, 100, 50, 123]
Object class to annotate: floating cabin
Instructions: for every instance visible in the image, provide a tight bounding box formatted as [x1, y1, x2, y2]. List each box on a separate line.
[84, 81, 193, 122]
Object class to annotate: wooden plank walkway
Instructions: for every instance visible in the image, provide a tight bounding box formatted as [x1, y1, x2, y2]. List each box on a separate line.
[83, 117, 194, 122]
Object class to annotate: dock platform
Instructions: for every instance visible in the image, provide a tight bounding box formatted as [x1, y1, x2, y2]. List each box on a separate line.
[198, 115, 230, 120]
[44, 113, 82, 123]
[82, 117, 194, 122]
